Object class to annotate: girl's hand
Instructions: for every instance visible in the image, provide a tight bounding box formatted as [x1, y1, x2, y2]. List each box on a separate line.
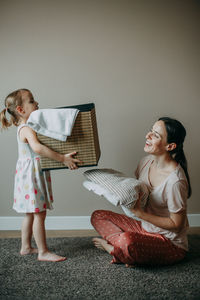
[20, 127, 82, 170]
[62, 151, 82, 170]
[131, 192, 144, 219]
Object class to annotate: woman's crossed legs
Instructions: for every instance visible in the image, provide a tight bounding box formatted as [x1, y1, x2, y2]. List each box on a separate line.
[91, 210, 186, 266]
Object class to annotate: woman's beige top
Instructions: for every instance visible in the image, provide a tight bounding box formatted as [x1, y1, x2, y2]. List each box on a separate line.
[135, 155, 189, 251]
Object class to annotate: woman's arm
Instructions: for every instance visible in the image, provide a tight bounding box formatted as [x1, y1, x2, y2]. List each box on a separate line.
[131, 195, 186, 232]
[20, 126, 81, 169]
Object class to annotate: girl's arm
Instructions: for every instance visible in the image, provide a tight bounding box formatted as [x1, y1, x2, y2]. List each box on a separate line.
[131, 194, 186, 232]
[20, 126, 81, 169]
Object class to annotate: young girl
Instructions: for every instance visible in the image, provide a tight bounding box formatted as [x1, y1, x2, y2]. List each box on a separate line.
[0, 88, 81, 262]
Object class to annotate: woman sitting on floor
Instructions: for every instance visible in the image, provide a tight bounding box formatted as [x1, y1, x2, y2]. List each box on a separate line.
[91, 117, 192, 266]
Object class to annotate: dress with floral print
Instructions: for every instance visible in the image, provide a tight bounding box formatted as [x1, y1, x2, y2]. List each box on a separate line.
[13, 124, 53, 213]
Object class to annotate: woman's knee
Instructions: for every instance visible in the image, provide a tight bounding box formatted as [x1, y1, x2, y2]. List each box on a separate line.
[91, 210, 103, 226]
[90, 210, 109, 225]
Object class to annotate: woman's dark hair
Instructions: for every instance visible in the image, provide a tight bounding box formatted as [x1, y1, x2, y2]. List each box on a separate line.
[159, 117, 192, 198]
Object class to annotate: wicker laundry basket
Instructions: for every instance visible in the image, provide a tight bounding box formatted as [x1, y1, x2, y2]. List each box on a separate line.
[37, 103, 100, 170]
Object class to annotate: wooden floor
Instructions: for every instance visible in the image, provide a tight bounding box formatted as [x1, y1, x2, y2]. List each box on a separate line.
[0, 230, 98, 238]
[0, 228, 200, 238]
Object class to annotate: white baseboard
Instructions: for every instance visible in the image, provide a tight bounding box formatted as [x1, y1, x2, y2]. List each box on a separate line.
[0, 214, 199, 230]
[0, 216, 93, 230]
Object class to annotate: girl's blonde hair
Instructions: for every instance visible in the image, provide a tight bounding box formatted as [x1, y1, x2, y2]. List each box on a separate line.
[0, 88, 31, 129]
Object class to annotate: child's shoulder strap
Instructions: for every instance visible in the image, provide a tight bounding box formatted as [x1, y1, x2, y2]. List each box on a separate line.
[17, 124, 29, 138]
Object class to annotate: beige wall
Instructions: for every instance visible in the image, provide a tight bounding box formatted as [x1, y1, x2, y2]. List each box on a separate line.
[0, 0, 199, 217]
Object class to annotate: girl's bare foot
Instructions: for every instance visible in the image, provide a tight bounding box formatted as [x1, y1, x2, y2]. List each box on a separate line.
[38, 251, 67, 262]
[20, 247, 38, 255]
[92, 238, 114, 254]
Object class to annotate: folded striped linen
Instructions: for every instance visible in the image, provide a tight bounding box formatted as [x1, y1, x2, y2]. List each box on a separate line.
[83, 168, 149, 211]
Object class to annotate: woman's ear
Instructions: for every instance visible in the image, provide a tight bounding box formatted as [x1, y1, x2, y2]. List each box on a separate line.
[166, 143, 177, 152]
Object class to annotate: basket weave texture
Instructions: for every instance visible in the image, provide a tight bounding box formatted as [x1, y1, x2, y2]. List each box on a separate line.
[37, 104, 100, 170]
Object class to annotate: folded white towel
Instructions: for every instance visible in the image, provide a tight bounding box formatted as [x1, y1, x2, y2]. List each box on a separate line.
[27, 108, 79, 141]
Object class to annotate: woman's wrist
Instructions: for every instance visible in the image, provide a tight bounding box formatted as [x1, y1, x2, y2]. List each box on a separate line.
[137, 210, 145, 219]
[131, 207, 144, 219]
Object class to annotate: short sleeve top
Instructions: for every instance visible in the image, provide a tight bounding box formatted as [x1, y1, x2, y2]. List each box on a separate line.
[135, 155, 189, 251]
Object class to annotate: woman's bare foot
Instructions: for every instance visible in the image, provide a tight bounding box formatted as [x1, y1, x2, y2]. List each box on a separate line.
[92, 238, 114, 254]
[38, 251, 67, 262]
[20, 247, 38, 255]
[125, 264, 135, 268]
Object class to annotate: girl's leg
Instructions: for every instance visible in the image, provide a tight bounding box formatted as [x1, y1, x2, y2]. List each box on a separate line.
[33, 211, 66, 262]
[21, 213, 38, 255]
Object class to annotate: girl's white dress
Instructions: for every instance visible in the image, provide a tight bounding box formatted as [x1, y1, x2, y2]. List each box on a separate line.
[13, 124, 53, 213]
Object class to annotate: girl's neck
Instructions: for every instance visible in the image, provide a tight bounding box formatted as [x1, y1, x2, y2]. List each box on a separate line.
[19, 120, 26, 125]
[19, 116, 28, 125]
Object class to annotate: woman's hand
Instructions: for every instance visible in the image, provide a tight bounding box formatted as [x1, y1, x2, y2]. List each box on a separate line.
[131, 192, 186, 232]
[62, 151, 82, 170]
[130, 192, 144, 219]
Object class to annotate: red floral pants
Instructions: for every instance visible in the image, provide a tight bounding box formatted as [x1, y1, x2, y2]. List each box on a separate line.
[91, 210, 186, 266]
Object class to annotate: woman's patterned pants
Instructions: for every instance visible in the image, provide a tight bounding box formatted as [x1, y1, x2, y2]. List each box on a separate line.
[91, 210, 186, 266]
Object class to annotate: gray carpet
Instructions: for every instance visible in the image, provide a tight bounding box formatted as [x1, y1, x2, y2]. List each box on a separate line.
[0, 235, 200, 300]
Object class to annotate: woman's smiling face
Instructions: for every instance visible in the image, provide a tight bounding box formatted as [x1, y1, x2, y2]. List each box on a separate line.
[144, 120, 169, 155]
